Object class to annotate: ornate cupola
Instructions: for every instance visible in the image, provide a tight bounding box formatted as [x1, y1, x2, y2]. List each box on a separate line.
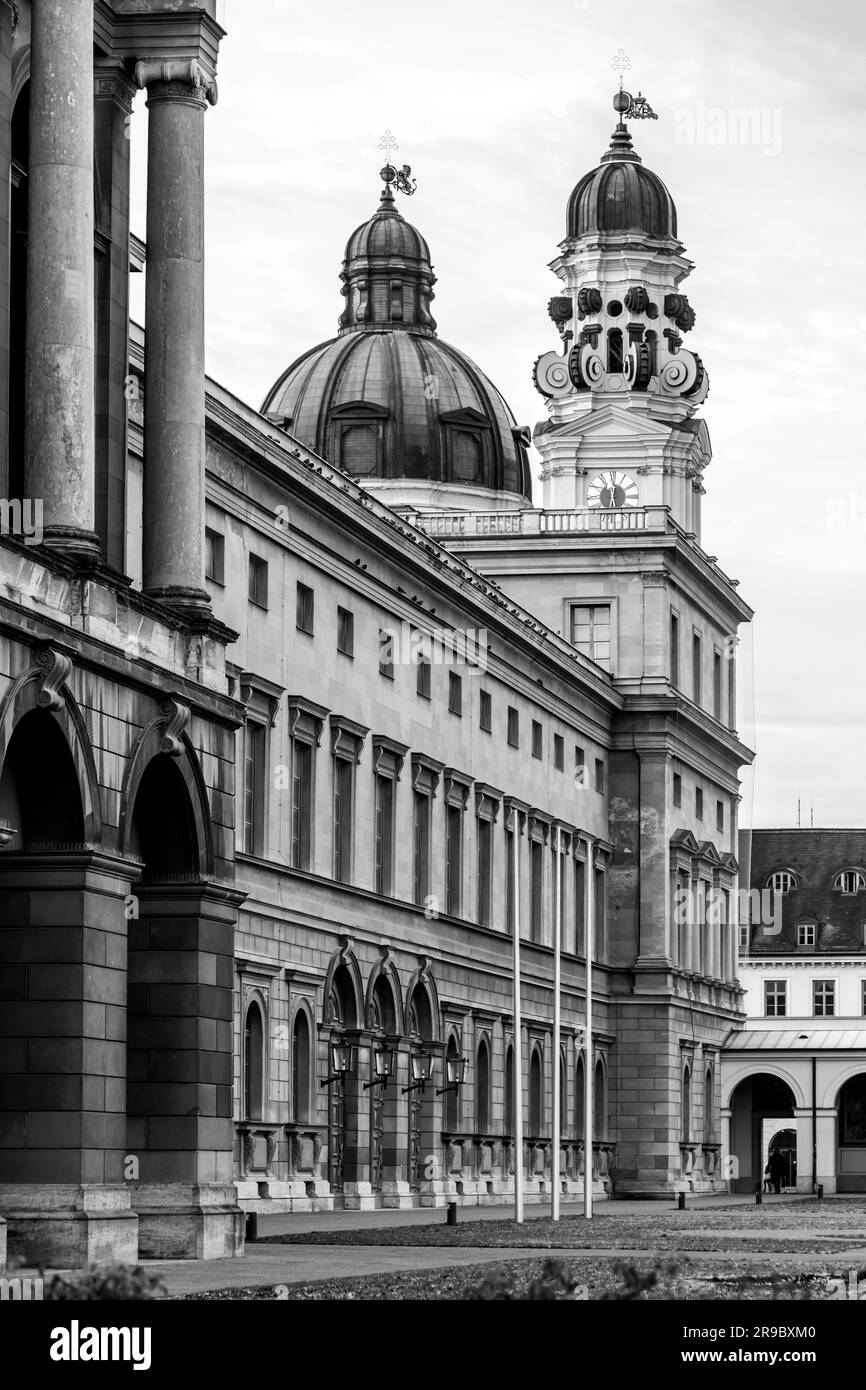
[263, 163, 532, 513]
[533, 85, 711, 538]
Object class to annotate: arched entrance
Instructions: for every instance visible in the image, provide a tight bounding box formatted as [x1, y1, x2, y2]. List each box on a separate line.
[729, 1072, 797, 1193]
[406, 984, 437, 1191]
[124, 742, 242, 1258]
[325, 964, 357, 1192]
[836, 1074, 866, 1192]
[367, 971, 400, 1195]
[0, 705, 137, 1264]
[768, 1128, 797, 1191]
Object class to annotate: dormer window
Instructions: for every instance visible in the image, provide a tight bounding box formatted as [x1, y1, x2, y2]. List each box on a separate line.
[441, 409, 492, 487]
[835, 870, 866, 895]
[797, 922, 817, 948]
[329, 401, 388, 479]
[768, 871, 797, 894]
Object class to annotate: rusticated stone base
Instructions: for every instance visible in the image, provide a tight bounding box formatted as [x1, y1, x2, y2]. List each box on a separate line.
[0, 1185, 138, 1268]
[132, 1184, 244, 1260]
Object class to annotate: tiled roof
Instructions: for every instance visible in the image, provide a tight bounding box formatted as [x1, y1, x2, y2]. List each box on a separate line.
[725, 1028, 866, 1051]
[739, 829, 866, 955]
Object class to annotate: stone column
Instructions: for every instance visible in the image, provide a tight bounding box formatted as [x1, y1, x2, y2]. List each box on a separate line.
[24, 0, 99, 558]
[135, 58, 217, 619]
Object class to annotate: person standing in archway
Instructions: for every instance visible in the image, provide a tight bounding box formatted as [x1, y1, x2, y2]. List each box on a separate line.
[768, 1147, 787, 1194]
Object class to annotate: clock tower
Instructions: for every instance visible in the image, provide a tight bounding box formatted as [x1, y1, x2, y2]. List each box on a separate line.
[438, 86, 755, 1195]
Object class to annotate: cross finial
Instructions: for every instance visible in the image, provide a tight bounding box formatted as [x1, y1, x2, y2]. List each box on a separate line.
[611, 48, 631, 90]
[377, 129, 399, 159]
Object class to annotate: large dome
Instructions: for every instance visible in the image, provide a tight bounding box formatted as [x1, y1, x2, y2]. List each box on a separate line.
[566, 120, 678, 242]
[263, 168, 532, 507]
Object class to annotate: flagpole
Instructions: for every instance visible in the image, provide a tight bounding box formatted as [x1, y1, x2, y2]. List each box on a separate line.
[551, 825, 562, 1220]
[584, 835, 594, 1220]
[512, 808, 524, 1224]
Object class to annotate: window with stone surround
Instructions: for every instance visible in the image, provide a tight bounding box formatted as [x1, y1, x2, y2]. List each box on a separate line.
[797, 922, 816, 948]
[205, 526, 225, 585]
[330, 716, 367, 886]
[813, 979, 836, 1017]
[248, 552, 268, 609]
[765, 980, 787, 1017]
[292, 1008, 312, 1123]
[571, 604, 611, 665]
[243, 998, 266, 1121]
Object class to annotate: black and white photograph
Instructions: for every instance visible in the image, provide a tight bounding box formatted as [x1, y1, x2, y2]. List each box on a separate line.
[0, 0, 864, 1368]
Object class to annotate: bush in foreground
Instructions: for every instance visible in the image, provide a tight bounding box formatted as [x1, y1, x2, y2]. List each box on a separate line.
[46, 1265, 168, 1301]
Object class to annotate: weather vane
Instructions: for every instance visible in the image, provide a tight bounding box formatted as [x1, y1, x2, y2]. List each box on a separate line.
[377, 129, 417, 197]
[610, 50, 658, 121]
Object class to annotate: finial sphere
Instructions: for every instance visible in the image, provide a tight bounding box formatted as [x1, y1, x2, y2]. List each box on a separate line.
[613, 90, 631, 114]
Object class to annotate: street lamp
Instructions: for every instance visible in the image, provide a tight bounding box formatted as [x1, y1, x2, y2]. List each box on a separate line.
[436, 1055, 467, 1096]
[402, 1052, 435, 1095]
[364, 1046, 396, 1090]
[321, 1039, 356, 1086]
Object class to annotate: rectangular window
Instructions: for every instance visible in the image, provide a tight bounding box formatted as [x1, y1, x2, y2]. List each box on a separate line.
[797, 922, 816, 948]
[446, 804, 463, 916]
[594, 757, 604, 794]
[716, 799, 724, 833]
[205, 527, 225, 585]
[506, 825, 516, 934]
[713, 648, 722, 720]
[695, 786, 704, 820]
[531, 720, 542, 759]
[673, 772, 682, 807]
[862, 980, 866, 1017]
[477, 816, 492, 927]
[416, 654, 431, 699]
[378, 629, 394, 680]
[765, 980, 787, 1018]
[507, 706, 519, 748]
[728, 652, 736, 730]
[571, 603, 611, 665]
[594, 867, 605, 961]
[296, 581, 314, 634]
[413, 792, 430, 905]
[530, 839, 543, 942]
[553, 734, 564, 771]
[337, 606, 354, 658]
[290, 740, 313, 870]
[248, 553, 268, 609]
[333, 758, 354, 884]
[374, 775, 395, 896]
[692, 631, 702, 705]
[480, 688, 492, 732]
[448, 671, 463, 717]
[670, 611, 679, 687]
[243, 722, 267, 857]
[813, 980, 836, 1017]
[575, 745, 586, 786]
[574, 857, 585, 955]
[739, 922, 749, 951]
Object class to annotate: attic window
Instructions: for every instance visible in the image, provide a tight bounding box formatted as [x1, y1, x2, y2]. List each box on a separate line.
[339, 423, 379, 477]
[835, 870, 866, 895]
[768, 871, 797, 894]
[450, 430, 482, 483]
[797, 922, 817, 948]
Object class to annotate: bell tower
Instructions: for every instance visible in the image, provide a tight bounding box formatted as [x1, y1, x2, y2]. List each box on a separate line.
[534, 88, 710, 540]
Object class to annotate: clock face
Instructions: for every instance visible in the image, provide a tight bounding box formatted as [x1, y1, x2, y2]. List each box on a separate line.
[587, 470, 639, 509]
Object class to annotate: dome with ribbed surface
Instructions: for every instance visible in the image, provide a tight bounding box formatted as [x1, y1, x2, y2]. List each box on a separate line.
[567, 121, 678, 242]
[262, 170, 532, 504]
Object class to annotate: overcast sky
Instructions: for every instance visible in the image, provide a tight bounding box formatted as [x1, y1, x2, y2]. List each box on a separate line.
[130, 0, 866, 829]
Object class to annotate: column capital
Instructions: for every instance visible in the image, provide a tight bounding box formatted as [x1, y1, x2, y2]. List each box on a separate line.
[94, 61, 138, 114]
[135, 57, 218, 107]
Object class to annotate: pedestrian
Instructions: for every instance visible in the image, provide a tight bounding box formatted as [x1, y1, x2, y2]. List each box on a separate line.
[768, 1149, 786, 1194]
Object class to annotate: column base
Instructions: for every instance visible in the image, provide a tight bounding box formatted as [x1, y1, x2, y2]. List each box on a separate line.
[0, 1185, 138, 1268]
[132, 1183, 244, 1260]
[142, 585, 212, 621]
[40, 527, 101, 561]
[380, 1181, 414, 1210]
[342, 1182, 377, 1211]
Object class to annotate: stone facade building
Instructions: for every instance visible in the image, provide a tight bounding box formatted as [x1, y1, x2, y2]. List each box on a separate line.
[723, 829, 866, 1194]
[0, 2, 753, 1270]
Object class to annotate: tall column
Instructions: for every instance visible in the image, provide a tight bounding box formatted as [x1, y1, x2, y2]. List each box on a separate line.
[24, 0, 99, 558]
[135, 58, 217, 619]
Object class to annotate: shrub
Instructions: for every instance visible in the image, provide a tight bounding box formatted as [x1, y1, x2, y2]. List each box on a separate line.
[45, 1264, 168, 1301]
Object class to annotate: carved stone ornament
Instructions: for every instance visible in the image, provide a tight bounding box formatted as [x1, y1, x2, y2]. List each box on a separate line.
[135, 57, 218, 106]
[533, 350, 571, 399]
[265, 1130, 278, 1170]
[34, 645, 72, 711]
[158, 698, 191, 757]
[242, 1129, 256, 1172]
[577, 287, 603, 319]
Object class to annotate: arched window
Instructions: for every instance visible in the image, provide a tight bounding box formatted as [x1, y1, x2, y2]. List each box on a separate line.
[607, 328, 623, 373]
[594, 1058, 605, 1139]
[529, 1047, 543, 1135]
[767, 871, 797, 894]
[559, 1049, 568, 1132]
[645, 329, 658, 376]
[681, 1065, 691, 1144]
[244, 1000, 265, 1121]
[340, 423, 379, 476]
[704, 1067, 714, 1143]
[445, 1034, 460, 1131]
[835, 870, 866, 895]
[476, 1038, 490, 1133]
[575, 1055, 585, 1139]
[451, 431, 483, 483]
[504, 1044, 514, 1135]
[292, 1010, 312, 1123]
